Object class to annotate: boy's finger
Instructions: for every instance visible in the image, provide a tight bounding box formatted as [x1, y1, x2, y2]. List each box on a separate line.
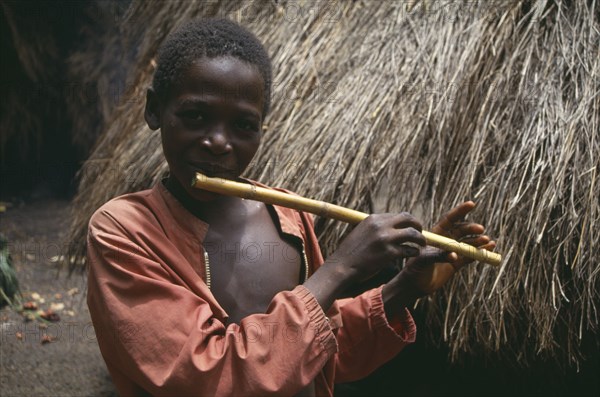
[390, 216, 423, 233]
[459, 235, 490, 246]
[394, 228, 427, 247]
[479, 241, 497, 251]
[447, 252, 459, 263]
[437, 201, 476, 230]
[455, 223, 485, 236]
[415, 247, 454, 265]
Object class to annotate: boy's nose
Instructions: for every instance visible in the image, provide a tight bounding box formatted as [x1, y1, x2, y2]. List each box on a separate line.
[200, 130, 232, 155]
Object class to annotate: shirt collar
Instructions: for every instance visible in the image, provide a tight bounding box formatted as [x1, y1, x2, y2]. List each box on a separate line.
[154, 181, 209, 241]
[155, 176, 305, 242]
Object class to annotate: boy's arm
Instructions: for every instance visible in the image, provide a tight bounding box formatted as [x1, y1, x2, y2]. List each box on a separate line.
[296, 211, 416, 383]
[330, 288, 416, 383]
[330, 201, 497, 383]
[87, 209, 337, 397]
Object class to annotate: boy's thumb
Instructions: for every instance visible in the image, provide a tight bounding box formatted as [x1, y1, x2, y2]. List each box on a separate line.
[417, 247, 454, 265]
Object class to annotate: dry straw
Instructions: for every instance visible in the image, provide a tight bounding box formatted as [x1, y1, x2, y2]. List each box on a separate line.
[1, 1, 126, 184]
[1, 2, 61, 165]
[67, 0, 599, 367]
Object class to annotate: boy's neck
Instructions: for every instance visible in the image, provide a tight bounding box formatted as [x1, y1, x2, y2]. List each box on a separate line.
[164, 176, 242, 219]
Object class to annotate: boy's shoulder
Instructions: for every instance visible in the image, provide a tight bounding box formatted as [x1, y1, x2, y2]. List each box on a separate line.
[88, 187, 158, 232]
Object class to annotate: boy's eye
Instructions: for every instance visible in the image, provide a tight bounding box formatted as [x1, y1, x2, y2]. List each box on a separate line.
[180, 110, 205, 121]
[236, 119, 259, 132]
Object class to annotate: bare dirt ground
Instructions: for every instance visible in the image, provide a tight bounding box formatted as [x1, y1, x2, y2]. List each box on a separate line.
[0, 199, 117, 397]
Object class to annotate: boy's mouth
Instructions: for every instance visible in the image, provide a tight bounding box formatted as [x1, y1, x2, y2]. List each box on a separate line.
[188, 162, 236, 178]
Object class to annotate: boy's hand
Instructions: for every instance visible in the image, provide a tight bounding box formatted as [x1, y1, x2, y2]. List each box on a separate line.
[383, 201, 496, 311]
[327, 212, 427, 282]
[305, 212, 428, 311]
[430, 201, 496, 268]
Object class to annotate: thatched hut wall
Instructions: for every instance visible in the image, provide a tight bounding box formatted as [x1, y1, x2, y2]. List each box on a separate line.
[0, 1, 137, 198]
[1, 1, 74, 197]
[64, 0, 136, 160]
[67, 0, 599, 375]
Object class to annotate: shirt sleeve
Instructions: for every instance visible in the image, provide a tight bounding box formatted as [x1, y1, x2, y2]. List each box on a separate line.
[295, 205, 417, 383]
[86, 209, 338, 397]
[330, 287, 417, 384]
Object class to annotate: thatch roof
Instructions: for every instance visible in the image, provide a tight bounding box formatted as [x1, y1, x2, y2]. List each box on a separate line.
[67, 0, 599, 367]
[64, 1, 135, 159]
[0, 1, 125, 196]
[1, 1, 68, 195]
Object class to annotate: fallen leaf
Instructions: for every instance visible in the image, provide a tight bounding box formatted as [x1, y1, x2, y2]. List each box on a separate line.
[16, 332, 23, 341]
[40, 310, 60, 322]
[22, 301, 38, 311]
[50, 256, 60, 263]
[50, 302, 65, 312]
[65, 310, 76, 317]
[26, 254, 35, 261]
[31, 293, 41, 301]
[41, 335, 53, 344]
[67, 288, 79, 296]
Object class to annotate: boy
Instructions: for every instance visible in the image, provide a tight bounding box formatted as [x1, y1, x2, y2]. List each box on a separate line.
[87, 18, 494, 396]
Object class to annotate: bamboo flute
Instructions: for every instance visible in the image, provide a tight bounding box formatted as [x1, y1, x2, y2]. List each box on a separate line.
[192, 173, 502, 266]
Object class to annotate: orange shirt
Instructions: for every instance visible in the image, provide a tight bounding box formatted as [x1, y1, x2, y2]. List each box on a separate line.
[87, 181, 416, 396]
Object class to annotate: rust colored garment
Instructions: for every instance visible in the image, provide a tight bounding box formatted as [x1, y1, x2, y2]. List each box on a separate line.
[87, 181, 416, 396]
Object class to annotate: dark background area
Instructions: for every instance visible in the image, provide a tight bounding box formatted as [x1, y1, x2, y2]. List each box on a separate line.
[1, 1, 90, 200]
[1, 1, 598, 396]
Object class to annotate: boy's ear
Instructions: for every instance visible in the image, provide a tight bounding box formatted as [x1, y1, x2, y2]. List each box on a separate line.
[145, 88, 161, 130]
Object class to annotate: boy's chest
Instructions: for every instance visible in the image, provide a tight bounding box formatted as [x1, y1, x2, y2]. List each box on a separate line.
[202, 202, 304, 324]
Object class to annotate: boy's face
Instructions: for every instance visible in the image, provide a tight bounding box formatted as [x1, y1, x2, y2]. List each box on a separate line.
[147, 56, 265, 201]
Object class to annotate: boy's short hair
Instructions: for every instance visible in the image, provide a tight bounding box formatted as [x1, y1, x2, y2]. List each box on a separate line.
[152, 18, 273, 117]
